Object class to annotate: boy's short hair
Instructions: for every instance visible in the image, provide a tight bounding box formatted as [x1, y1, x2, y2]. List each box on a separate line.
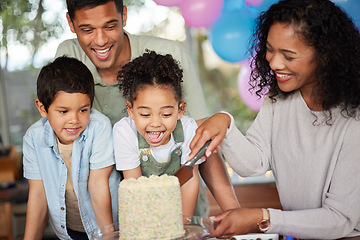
[66, 0, 124, 21]
[37, 56, 95, 112]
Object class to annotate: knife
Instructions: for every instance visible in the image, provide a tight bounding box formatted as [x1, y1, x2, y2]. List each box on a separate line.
[173, 140, 211, 186]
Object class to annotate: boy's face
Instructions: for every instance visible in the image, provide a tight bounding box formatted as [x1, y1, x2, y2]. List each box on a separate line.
[66, 1, 127, 72]
[36, 92, 91, 145]
[127, 86, 185, 148]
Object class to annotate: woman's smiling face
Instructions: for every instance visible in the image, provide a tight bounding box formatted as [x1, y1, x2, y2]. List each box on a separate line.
[266, 21, 318, 101]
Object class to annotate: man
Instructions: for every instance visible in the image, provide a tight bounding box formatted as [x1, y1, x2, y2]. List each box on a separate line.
[55, 0, 240, 215]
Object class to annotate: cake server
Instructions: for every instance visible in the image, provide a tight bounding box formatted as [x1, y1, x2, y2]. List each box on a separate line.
[173, 140, 211, 186]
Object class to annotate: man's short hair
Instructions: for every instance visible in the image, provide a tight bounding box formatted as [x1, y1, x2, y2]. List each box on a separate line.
[66, 0, 124, 21]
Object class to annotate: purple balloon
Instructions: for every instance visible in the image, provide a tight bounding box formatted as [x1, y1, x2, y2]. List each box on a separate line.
[153, 0, 180, 7]
[179, 0, 224, 28]
[238, 60, 268, 111]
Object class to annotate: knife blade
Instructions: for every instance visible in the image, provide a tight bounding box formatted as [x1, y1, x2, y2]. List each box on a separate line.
[173, 140, 211, 186]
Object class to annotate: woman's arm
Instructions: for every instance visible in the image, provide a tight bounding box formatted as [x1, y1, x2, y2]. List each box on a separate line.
[24, 179, 48, 240]
[88, 165, 114, 227]
[180, 165, 200, 216]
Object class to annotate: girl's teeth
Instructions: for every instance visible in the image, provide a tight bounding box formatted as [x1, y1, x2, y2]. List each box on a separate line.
[148, 131, 163, 140]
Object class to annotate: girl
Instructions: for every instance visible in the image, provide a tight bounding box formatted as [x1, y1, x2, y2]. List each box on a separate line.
[113, 50, 204, 216]
[188, 0, 360, 238]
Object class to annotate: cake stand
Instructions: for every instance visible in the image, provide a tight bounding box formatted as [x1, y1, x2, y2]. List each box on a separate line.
[91, 216, 213, 240]
[179, 215, 213, 240]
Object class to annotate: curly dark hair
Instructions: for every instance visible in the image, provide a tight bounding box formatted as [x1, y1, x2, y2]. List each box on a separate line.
[250, 0, 360, 119]
[117, 50, 184, 106]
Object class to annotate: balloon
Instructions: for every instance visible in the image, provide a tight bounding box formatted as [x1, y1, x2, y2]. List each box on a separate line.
[153, 0, 180, 7]
[238, 60, 268, 111]
[210, 10, 255, 62]
[257, 0, 280, 13]
[179, 0, 224, 28]
[245, 0, 264, 7]
[222, 0, 245, 13]
[331, 0, 360, 29]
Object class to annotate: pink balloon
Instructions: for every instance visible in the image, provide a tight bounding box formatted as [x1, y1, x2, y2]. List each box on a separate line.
[238, 60, 268, 111]
[245, 0, 264, 7]
[179, 0, 224, 27]
[153, 0, 180, 7]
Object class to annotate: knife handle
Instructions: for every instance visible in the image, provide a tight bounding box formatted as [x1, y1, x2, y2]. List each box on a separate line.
[184, 140, 211, 167]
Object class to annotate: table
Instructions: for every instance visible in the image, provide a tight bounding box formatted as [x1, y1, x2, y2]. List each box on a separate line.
[207, 235, 360, 240]
[0, 180, 29, 240]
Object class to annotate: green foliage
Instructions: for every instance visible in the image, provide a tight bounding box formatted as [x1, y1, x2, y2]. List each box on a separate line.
[200, 66, 257, 133]
[124, 0, 146, 7]
[0, 0, 64, 68]
[195, 33, 257, 133]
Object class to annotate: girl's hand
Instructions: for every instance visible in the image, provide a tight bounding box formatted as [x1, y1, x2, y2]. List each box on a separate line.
[188, 113, 231, 160]
[209, 208, 263, 239]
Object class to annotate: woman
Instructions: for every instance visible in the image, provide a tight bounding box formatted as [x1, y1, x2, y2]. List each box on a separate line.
[188, 0, 360, 238]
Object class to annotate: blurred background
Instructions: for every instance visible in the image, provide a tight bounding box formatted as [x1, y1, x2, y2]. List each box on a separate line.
[0, 0, 260, 147]
[1, 0, 359, 238]
[1, 0, 275, 185]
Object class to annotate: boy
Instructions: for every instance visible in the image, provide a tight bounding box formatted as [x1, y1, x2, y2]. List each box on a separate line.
[22, 56, 120, 239]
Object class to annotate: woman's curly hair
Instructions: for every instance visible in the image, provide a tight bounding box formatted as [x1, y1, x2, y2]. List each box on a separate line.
[117, 50, 184, 105]
[250, 0, 360, 119]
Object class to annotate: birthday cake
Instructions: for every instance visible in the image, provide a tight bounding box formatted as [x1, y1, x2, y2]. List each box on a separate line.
[118, 175, 184, 240]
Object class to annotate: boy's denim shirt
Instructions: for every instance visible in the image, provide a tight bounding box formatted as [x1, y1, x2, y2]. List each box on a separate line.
[23, 109, 121, 239]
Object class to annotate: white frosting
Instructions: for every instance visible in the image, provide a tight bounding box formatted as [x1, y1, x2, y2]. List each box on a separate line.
[118, 175, 184, 240]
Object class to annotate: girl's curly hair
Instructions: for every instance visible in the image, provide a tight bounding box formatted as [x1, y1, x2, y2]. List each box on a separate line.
[250, 0, 360, 119]
[117, 50, 184, 105]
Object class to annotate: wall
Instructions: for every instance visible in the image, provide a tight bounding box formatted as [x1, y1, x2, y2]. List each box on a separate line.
[206, 183, 282, 216]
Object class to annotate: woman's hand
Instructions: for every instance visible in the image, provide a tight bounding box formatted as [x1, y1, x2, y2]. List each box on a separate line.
[210, 208, 263, 239]
[188, 113, 231, 160]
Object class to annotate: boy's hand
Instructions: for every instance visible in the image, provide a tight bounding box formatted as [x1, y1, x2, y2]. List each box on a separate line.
[24, 179, 48, 240]
[89, 165, 114, 227]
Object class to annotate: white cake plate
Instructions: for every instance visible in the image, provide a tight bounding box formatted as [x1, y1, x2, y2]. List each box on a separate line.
[91, 216, 213, 240]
